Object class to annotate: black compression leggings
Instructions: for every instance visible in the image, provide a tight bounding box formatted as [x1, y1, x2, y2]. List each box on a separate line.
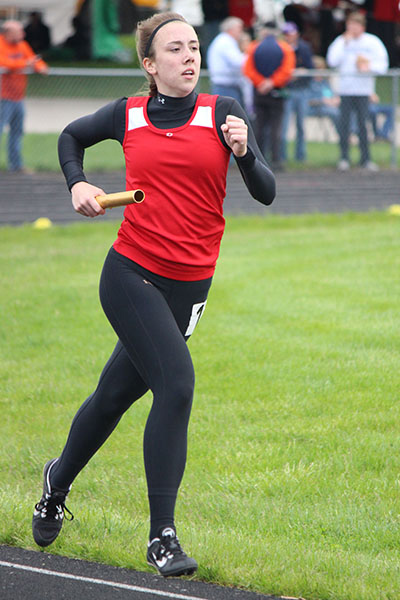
[50, 247, 211, 538]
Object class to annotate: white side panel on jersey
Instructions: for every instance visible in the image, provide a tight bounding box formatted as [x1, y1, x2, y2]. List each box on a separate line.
[190, 106, 213, 128]
[127, 107, 148, 130]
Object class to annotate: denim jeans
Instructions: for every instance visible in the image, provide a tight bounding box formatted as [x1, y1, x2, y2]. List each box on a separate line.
[350, 102, 395, 140]
[281, 88, 310, 161]
[369, 103, 395, 139]
[0, 99, 24, 170]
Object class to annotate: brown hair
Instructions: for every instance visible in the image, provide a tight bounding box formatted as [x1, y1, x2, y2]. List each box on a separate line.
[136, 12, 188, 97]
[346, 10, 366, 27]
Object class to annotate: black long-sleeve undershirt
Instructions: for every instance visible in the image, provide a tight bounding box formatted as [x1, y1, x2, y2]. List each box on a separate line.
[58, 91, 276, 205]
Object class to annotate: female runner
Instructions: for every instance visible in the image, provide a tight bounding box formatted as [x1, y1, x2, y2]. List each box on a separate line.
[32, 11, 276, 577]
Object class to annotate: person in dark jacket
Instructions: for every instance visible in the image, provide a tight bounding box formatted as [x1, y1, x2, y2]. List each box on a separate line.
[280, 21, 314, 163]
[24, 11, 51, 56]
[201, 0, 229, 59]
[243, 23, 295, 170]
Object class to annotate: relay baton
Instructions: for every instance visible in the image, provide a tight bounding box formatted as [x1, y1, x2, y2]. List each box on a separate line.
[95, 189, 145, 209]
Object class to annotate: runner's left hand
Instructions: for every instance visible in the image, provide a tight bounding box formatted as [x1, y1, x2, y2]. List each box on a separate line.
[221, 115, 248, 158]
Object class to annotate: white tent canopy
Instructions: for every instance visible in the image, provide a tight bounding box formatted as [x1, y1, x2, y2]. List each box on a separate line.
[0, 0, 77, 45]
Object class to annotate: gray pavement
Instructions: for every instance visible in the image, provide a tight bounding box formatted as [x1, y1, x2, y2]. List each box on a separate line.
[0, 545, 289, 600]
[0, 165, 398, 226]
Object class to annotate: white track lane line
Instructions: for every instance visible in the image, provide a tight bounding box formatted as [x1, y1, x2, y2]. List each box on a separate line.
[0, 560, 208, 600]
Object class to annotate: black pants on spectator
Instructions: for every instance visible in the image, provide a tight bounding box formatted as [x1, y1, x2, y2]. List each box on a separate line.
[339, 95, 370, 165]
[253, 91, 285, 167]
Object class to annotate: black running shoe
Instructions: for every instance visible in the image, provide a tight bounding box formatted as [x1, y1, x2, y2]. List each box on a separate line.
[147, 527, 198, 577]
[32, 458, 73, 547]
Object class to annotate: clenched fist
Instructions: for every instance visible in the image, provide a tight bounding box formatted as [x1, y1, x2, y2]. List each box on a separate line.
[221, 115, 248, 157]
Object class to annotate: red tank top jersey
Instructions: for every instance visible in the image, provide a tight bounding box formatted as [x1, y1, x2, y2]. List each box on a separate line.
[113, 93, 230, 281]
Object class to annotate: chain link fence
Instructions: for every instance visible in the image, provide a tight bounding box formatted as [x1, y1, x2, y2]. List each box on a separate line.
[0, 67, 399, 170]
[285, 68, 399, 169]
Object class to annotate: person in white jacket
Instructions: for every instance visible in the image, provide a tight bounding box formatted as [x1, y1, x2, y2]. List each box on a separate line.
[207, 16, 246, 106]
[327, 10, 388, 171]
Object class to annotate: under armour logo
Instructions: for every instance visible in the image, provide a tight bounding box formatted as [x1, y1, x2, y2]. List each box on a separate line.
[157, 95, 165, 104]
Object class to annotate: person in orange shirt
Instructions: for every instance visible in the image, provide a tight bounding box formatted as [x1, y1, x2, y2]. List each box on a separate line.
[0, 20, 48, 172]
[243, 23, 295, 171]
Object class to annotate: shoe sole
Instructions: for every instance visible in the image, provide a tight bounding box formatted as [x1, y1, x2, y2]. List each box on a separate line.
[147, 559, 197, 578]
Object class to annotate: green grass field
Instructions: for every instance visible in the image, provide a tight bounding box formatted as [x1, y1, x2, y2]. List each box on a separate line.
[1, 213, 400, 600]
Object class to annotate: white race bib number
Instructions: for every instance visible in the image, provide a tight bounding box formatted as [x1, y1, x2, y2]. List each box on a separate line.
[185, 301, 207, 336]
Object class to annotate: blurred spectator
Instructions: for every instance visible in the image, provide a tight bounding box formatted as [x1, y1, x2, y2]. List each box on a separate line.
[118, 0, 157, 35]
[201, 0, 229, 58]
[282, 2, 306, 34]
[0, 20, 48, 172]
[318, 0, 340, 57]
[229, 0, 255, 30]
[63, 9, 91, 60]
[207, 17, 246, 105]
[24, 11, 51, 56]
[238, 30, 255, 116]
[307, 55, 340, 134]
[243, 23, 295, 171]
[350, 92, 395, 142]
[280, 21, 314, 163]
[367, 0, 400, 67]
[327, 10, 389, 171]
[368, 93, 395, 141]
[65, 0, 131, 62]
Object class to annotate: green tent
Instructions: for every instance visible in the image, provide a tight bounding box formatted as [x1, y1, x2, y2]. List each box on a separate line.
[91, 0, 130, 61]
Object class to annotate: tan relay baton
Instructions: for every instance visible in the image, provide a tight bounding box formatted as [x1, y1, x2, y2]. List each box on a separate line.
[95, 189, 145, 209]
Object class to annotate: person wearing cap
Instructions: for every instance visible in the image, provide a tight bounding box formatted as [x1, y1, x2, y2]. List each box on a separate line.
[0, 20, 48, 172]
[31, 11, 275, 578]
[326, 10, 389, 172]
[242, 23, 295, 171]
[280, 21, 314, 164]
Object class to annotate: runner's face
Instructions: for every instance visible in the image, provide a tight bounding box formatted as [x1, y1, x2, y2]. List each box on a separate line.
[144, 22, 201, 97]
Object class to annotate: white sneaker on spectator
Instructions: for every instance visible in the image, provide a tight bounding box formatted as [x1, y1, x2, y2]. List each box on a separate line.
[361, 161, 379, 172]
[337, 159, 350, 171]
